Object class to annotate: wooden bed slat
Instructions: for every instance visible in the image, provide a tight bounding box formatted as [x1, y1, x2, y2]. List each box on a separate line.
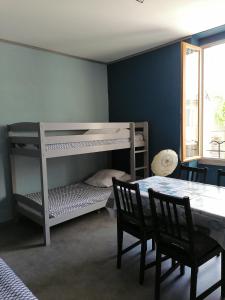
[8, 122, 39, 132]
[17, 205, 43, 226]
[9, 137, 40, 145]
[42, 122, 130, 131]
[15, 194, 43, 213]
[135, 122, 148, 128]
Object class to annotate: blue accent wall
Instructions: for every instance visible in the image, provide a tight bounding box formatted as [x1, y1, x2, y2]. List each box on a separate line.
[108, 42, 181, 170]
[198, 164, 220, 185]
[108, 25, 225, 183]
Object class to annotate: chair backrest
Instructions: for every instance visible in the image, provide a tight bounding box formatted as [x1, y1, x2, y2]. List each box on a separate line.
[148, 188, 195, 254]
[112, 177, 145, 228]
[217, 169, 225, 186]
[179, 164, 208, 183]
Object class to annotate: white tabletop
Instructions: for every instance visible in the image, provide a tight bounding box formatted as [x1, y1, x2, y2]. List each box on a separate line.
[138, 176, 225, 219]
[137, 176, 225, 248]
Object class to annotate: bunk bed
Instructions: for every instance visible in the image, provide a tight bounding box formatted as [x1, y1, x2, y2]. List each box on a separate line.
[8, 122, 149, 245]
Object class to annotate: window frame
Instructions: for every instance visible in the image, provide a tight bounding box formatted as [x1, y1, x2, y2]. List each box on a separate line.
[181, 40, 225, 165]
[181, 41, 202, 162]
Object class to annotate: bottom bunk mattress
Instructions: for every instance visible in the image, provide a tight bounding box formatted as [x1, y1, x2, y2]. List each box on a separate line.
[19, 183, 112, 218]
[0, 258, 37, 300]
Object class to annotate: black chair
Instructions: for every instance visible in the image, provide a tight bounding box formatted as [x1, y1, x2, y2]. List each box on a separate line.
[112, 177, 155, 284]
[148, 188, 224, 300]
[179, 164, 208, 183]
[217, 169, 225, 186]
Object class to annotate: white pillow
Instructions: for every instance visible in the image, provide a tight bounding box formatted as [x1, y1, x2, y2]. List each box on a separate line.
[85, 169, 125, 187]
[120, 173, 132, 182]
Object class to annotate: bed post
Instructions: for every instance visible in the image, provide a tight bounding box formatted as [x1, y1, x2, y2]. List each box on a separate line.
[130, 122, 136, 180]
[39, 123, 50, 246]
[143, 122, 149, 178]
[8, 125, 17, 217]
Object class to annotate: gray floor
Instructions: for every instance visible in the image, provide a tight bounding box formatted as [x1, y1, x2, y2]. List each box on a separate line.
[0, 209, 222, 300]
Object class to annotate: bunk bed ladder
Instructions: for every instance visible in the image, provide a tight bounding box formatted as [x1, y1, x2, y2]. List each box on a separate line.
[130, 122, 149, 181]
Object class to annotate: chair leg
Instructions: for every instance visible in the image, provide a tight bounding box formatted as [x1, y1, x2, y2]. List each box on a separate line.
[190, 267, 198, 300]
[139, 240, 147, 284]
[172, 259, 176, 268]
[180, 264, 185, 276]
[155, 248, 161, 300]
[117, 228, 123, 269]
[221, 251, 225, 298]
[152, 239, 156, 251]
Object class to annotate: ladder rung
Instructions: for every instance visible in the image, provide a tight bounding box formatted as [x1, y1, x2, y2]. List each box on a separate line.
[135, 166, 147, 171]
[135, 150, 147, 154]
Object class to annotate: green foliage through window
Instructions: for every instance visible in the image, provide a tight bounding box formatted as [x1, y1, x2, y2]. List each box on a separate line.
[214, 97, 225, 127]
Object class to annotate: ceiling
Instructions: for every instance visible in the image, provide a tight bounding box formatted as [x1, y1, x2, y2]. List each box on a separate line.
[1, 0, 225, 63]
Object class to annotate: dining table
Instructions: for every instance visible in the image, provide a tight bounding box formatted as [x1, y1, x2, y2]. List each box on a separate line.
[107, 176, 225, 249]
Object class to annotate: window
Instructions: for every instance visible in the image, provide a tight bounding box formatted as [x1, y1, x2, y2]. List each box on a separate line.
[181, 40, 225, 164]
[203, 43, 225, 160]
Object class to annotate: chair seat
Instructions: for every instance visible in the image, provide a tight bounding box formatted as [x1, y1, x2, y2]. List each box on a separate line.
[160, 230, 220, 265]
[193, 231, 220, 258]
[121, 214, 153, 238]
[148, 188, 224, 300]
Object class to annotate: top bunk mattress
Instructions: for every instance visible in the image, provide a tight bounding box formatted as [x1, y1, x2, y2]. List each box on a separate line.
[19, 183, 112, 218]
[45, 133, 144, 152]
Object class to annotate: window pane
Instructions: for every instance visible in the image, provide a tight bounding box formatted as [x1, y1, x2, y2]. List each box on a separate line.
[182, 42, 201, 161]
[203, 43, 225, 159]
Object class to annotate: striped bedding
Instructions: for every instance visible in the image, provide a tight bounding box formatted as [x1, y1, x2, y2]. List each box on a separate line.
[23, 183, 112, 218]
[45, 134, 143, 152]
[0, 258, 37, 300]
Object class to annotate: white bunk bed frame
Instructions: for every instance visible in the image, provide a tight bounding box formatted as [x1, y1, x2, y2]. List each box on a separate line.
[8, 122, 149, 245]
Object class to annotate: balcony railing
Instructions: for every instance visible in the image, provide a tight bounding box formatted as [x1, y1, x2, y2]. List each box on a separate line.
[204, 129, 225, 159]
